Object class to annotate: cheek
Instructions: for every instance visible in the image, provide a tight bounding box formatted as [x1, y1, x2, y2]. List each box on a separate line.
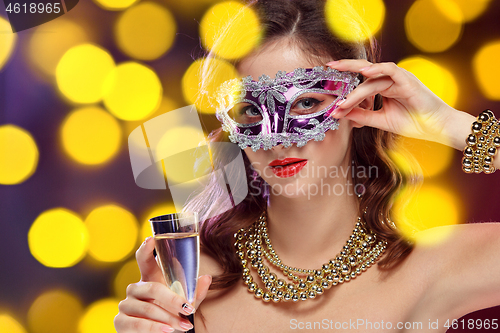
[324, 119, 351, 144]
[306, 124, 352, 163]
[244, 148, 267, 175]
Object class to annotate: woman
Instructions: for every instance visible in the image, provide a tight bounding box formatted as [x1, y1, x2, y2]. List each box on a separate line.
[114, 0, 500, 332]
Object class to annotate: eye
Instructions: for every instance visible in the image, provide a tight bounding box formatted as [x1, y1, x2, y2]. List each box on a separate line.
[290, 97, 324, 115]
[289, 93, 337, 116]
[229, 103, 263, 124]
[242, 105, 261, 117]
[294, 98, 321, 109]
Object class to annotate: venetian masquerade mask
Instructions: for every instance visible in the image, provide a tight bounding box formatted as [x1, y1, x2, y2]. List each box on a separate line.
[215, 66, 360, 151]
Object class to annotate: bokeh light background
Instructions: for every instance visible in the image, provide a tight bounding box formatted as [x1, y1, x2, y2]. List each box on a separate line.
[1, 0, 500, 332]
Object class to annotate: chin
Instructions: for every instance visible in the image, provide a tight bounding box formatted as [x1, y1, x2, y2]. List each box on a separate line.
[266, 177, 325, 200]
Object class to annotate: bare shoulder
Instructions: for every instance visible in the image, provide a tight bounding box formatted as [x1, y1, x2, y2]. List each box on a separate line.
[406, 222, 500, 320]
[411, 222, 500, 253]
[410, 222, 500, 269]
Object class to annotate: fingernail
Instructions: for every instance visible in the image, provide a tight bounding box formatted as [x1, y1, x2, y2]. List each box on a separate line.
[143, 236, 152, 245]
[337, 99, 346, 107]
[327, 60, 339, 65]
[180, 321, 194, 331]
[182, 303, 195, 315]
[359, 66, 371, 71]
[161, 325, 175, 333]
[199, 274, 212, 284]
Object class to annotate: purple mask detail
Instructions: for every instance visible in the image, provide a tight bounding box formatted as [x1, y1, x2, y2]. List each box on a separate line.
[216, 66, 360, 151]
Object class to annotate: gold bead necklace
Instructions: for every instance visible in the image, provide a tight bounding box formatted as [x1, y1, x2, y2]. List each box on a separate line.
[234, 212, 387, 303]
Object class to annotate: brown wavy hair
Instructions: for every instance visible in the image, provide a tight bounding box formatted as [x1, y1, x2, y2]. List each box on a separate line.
[185, 0, 417, 290]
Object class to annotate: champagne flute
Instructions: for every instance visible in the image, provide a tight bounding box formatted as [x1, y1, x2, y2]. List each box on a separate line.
[150, 212, 199, 332]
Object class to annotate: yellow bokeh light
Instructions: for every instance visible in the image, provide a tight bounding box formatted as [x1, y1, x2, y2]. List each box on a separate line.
[163, 0, 222, 18]
[397, 137, 454, 178]
[114, 260, 141, 299]
[141, 220, 153, 240]
[405, 0, 462, 53]
[56, 44, 115, 104]
[432, 0, 491, 23]
[103, 62, 162, 121]
[430, 0, 464, 23]
[398, 56, 458, 108]
[140, 203, 177, 240]
[0, 17, 17, 70]
[200, 1, 261, 60]
[27, 290, 83, 333]
[393, 184, 461, 245]
[124, 97, 180, 139]
[78, 298, 119, 333]
[155, 126, 206, 160]
[473, 40, 500, 101]
[387, 147, 422, 178]
[182, 58, 239, 114]
[92, 0, 139, 11]
[156, 126, 211, 184]
[325, 0, 385, 42]
[60, 106, 122, 165]
[86, 205, 139, 262]
[0, 125, 39, 185]
[115, 2, 176, 61]
[28, 208, 89, 268]
[27, 19, 90, 77]
[0, 314, 27, 333]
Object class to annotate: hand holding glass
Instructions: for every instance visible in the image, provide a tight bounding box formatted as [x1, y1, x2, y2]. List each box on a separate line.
[150, 212, 199, 332]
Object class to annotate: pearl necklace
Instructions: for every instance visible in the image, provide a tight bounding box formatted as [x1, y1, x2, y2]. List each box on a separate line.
[234, 212, 387, 303]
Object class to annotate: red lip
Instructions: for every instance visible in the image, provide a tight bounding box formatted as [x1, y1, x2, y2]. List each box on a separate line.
[268, 158, 308, 178]
[269, 158, 307, 167]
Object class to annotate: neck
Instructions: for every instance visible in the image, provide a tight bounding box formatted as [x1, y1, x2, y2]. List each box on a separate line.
[265, 184, 360, 270]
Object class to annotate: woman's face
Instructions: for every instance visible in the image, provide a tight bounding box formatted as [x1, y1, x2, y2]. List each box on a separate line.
[237, 40, 360, 199]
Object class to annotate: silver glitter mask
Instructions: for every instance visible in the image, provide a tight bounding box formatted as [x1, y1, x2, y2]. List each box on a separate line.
[215, 66, 360, 151]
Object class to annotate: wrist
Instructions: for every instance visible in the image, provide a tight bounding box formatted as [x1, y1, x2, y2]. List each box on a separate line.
[439, 107, 476, 150]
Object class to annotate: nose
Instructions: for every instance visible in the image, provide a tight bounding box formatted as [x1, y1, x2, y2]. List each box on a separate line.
[271, 143, 285, 151]
[270, 142, 294, 154]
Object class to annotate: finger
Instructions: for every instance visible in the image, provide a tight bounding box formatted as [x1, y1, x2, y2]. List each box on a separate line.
[344, 107, 390, 131]
[114, 312, 175, 333]
[328, 61, 411, 89]
[126, 281, 195, 317]
[194, 275, 212, 309]
[336, 76, 394, 111]
[136, 236, 165, 283]
[118, 298, 193, 332]
[358, 62, 411, 87]
[326, 59, 373, 72]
